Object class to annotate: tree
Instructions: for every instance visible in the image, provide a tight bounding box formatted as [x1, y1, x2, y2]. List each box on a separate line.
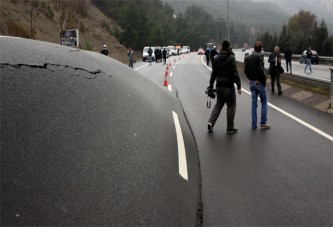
[287, 10, 316, 51]
[52, 0, 87, 33]
[312, 19, 329, 54]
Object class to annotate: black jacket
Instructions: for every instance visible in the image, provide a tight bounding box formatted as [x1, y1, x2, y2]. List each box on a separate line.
[244, 52, 267, 85]
[284, 49, 292, 61]
[209, 51, 241, 89]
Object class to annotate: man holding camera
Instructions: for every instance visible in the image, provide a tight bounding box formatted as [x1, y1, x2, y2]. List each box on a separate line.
[207, 40, 242, 134]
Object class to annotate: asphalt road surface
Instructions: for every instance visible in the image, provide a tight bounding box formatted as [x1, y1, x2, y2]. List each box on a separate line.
[234, 49, 332, 83]
[135, 53, 332, 226]
[1, 37, 201, 226]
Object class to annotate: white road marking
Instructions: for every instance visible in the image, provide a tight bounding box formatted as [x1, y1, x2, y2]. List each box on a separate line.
[170, 72, 173, 77]
[202, 57, 333, 142]
[173, 66, 176, 69]
[172, 111, 188, 181]
[134, 64, 149, 71]
[168, 84, 172, 92]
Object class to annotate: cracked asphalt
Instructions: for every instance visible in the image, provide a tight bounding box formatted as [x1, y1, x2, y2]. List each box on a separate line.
[1, 37, 201, 225]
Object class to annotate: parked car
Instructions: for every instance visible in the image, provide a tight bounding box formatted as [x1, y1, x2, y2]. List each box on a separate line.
[142, 46, 155, 62]
[197, 48, 204, 55]
[300, 50, 319, 64]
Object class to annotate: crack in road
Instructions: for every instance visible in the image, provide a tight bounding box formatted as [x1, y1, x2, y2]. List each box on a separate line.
[0, 63, 111, 79]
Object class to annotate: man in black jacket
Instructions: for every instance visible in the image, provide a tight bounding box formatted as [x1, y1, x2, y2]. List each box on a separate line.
[244, 41, 270, 129]
[207, 40, 242, 134]
[284, 44, 292, 74]
[268, 46, 283, 95]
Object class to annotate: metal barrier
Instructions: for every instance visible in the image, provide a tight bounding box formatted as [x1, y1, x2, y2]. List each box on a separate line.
[331, 68, 333, 111]
[262, 52, 333, 65]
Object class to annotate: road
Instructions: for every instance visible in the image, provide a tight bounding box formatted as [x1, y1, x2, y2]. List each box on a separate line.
[135, 53, 333, 226]
[1, 37, 200, 226]
[234, 49, 332, 83]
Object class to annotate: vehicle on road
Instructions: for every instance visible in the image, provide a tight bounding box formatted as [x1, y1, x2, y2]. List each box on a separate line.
[142, 46, 155, 61]
[182, 46, 190, 53]
[197, 48, 204, 55]
[300, 50, 319, 64]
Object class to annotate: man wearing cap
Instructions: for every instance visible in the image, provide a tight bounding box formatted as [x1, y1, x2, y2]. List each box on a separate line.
[244, 41, 270, 129]
[101, 44, 109, 56]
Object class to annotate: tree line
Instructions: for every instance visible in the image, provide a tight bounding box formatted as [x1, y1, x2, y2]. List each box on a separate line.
[257, 10, 333, 56]
[92, 0, 333, 56]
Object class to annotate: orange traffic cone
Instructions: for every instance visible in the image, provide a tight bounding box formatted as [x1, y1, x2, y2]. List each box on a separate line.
[163, 78, 168, 86]
[165, 69, 168, 77]
[166, 65, 169, 70]
[169, 62, 171, 67]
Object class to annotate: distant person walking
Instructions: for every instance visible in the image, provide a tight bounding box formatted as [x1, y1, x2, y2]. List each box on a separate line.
[148, 47, 153, 64]
[207, 40, 242, 134]
[268, 46, 283, 95]
[284, 44, 292, 74]
[127, 47, 134, 68]
[210, 46, 218, 67]
[205, 48, 210, 66]
[162, 48, 167, 64]
[100, 44, 109, 56]
[244, 41, 270, 130]
[304, 46, 313, 73]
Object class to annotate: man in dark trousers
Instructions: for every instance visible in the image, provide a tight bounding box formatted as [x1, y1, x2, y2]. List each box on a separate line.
[244, 41, 270, 129]
[268, 46, 283, 95]
[207, 40, 242, 134]
[162, 48, 167, 64]
[210, 45, 218, 67]
[204, 48, 210, 66]
[284, 44, 292, 74]
[148, 47, 153, 64]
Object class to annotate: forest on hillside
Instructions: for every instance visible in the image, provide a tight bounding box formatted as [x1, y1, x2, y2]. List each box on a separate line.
[92, 0, 333, 56]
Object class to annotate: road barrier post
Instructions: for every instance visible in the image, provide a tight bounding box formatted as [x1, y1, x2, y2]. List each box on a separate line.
[330, 68, 333, 113]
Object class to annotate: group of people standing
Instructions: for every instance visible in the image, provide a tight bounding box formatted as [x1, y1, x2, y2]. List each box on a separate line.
[205, 46, 219, 67]
[100, 44, 135, 68]
[207, 40, 271, 134]
[207, 40, 314, 133]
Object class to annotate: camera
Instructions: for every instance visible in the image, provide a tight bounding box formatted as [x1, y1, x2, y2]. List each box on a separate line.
[205, 87, 216, 99]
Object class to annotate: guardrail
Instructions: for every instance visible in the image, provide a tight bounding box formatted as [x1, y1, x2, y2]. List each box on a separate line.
[262, 52, 333, 65]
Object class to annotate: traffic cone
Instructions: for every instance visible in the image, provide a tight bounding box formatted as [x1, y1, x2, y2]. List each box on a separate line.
[166, 64, 169, 70]
[165, 69, 168, 77]
[163, 78, 168, 86]
[169, 62, 171, 67]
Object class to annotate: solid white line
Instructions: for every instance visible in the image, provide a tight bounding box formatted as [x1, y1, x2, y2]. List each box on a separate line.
[170, 72, 173, 77]
[168, 84, 172, 92]
[172, 111, 188, 181]
[201, 57, 333, 142]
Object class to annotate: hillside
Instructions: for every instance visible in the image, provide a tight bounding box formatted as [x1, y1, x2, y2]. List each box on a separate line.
[0, 0, 128, 63]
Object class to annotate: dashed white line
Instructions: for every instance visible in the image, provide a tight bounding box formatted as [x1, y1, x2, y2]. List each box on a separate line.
[172, 111, 188, 181]
[168, 84, 172, 92]
[170, 72, 173, 77]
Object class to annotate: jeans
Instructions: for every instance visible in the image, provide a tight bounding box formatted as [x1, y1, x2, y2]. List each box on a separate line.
[250, 81, 268, 128]
[304, 59, 312, 72]
[208, 87, 236, 130]
[286, 60, 292, 73]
